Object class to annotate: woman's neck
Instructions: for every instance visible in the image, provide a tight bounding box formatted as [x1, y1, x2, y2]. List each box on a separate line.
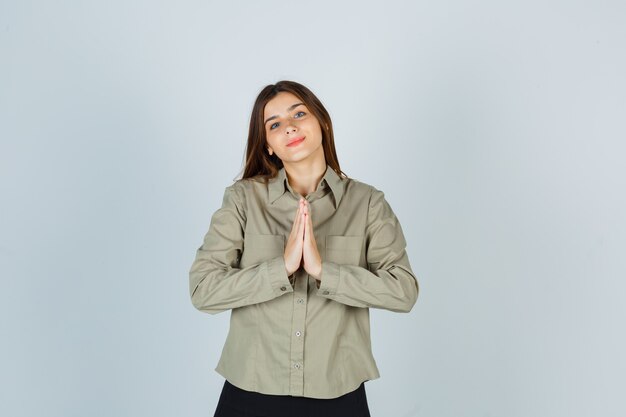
[283, 159, 327, 197]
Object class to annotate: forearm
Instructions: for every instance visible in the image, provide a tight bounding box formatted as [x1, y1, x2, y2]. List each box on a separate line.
[316, 253, 418, 313]
[190, 255, 293, 314]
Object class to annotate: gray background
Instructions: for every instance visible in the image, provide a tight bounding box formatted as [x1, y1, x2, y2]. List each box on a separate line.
[1, 1, 625, 416]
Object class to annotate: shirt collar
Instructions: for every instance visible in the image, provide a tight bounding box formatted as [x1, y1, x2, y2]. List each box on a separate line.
[269, 164, 344, 208]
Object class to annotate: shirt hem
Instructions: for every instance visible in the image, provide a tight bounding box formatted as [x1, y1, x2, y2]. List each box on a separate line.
[214, 366, 380, 399]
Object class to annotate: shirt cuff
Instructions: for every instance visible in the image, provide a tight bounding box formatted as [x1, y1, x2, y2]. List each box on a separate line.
[318, 261, 340, 296]
[266, 255, 294, 295]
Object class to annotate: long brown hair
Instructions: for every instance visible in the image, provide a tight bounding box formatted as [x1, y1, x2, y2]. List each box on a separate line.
[237, 80, 347, 183]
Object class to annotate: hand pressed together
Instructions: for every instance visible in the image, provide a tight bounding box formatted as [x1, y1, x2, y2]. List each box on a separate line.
[284, 197, 322, 286]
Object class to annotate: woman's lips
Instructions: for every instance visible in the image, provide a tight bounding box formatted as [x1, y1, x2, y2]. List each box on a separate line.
[286, 137, 305, 147]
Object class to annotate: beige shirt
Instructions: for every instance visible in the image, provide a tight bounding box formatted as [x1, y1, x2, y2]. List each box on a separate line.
[189, 164, 419, 399]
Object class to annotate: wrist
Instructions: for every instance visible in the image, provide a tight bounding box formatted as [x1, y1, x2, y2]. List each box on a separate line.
[312, 263, 322, 280]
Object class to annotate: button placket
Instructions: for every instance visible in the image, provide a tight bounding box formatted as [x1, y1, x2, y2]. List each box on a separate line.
[289, 271, 307, 396]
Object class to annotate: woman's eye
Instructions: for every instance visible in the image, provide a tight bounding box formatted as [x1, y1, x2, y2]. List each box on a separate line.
[269, 112, 305, 130]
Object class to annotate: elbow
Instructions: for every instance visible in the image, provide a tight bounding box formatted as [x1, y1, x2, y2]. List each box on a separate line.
[189, 277, 226, 315]
[190, 289, 208, 312]
[190, 290, 206, 312]
[407, 279, 419, 312]
[398, 293, 417, 313]
[398, 275, 419, 313]
[190, 293, 226, 315]
[391, 265, 419, 313]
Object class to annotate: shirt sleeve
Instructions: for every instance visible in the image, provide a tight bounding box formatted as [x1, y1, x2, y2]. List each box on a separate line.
[317, 188, 419, 313]
[189, 184, 294, 315]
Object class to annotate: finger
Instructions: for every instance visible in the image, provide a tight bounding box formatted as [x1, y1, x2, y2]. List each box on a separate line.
[305, 201, 314, 241]
[302, 202, 309, 243]
[290, 198, 303, 236]
[297, 201, 306, 243]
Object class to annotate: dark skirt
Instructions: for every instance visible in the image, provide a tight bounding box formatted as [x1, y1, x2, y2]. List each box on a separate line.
[213, 379, 372, 417]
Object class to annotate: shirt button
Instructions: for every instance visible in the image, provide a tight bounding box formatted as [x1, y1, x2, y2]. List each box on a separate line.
[280, 286, 287, 291]
[295, 331, 301, 337]
[294, 362, 301, 369]
[323, 290, 329, 295]
[297, 298, 304, 304]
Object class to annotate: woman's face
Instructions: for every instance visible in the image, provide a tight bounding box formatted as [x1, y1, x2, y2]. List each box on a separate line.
[263, 91, 324, 165]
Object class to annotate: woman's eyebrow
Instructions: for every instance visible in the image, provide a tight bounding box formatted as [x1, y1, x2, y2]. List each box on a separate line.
[264, 103, 304, 125]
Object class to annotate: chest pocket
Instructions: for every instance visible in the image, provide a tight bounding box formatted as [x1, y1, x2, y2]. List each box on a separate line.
[325, 235, 364, 266]
[240, 234, 284, 268]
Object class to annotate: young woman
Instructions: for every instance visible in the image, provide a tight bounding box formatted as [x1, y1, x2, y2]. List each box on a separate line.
[189, 80, 419, 417]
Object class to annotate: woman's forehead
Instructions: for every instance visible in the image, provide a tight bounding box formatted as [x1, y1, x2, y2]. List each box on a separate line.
[264, 92, 305, 117]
